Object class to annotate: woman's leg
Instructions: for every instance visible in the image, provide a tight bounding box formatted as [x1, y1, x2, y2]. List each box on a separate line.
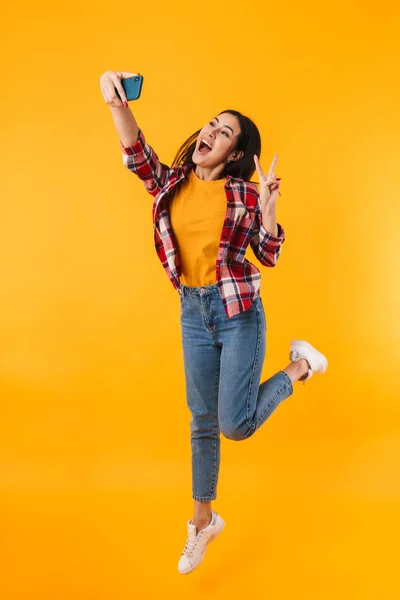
[180, 286, 221, 530]
[193, 500, 212, 533]
[179, 285, 308, 530]
[284, 358, 310, 384]
[216, 295, 305, 441]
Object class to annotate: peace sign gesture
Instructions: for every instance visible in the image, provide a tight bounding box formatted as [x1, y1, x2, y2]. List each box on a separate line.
[253, 153, 281, 210]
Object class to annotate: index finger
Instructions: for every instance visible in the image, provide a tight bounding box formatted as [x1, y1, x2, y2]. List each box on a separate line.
[253, 154, 266, 181]
[268, 154, 279, 175]
[114, 82, 128, 105]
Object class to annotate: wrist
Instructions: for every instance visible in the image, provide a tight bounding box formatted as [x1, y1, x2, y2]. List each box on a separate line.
[261, 200, 276, 214]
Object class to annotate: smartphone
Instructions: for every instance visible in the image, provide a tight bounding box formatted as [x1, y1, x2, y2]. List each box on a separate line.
[117, 75, 144, 102]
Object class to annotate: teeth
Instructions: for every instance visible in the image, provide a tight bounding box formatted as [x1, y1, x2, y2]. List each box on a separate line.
[201, 139, 212, 150]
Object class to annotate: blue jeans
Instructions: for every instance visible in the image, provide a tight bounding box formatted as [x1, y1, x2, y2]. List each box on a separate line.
[179, 282, 294, 502]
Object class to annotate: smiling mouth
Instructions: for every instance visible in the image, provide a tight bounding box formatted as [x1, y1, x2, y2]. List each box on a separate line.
[198, 139, 212, 154]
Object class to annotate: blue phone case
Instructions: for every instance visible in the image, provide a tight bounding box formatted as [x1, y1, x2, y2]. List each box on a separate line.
[117, 75, 144, 102]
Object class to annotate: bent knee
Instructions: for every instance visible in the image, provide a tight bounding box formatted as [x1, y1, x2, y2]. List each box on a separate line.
[220, 423, 253, 441]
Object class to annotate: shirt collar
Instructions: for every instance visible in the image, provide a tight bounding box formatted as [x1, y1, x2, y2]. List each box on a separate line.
[182, 164, 242, 183]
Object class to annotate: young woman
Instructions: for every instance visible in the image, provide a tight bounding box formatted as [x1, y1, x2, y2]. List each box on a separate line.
[100, 70, 328, 575]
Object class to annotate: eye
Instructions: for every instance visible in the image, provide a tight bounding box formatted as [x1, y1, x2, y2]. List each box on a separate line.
[208, 121, 230, 137]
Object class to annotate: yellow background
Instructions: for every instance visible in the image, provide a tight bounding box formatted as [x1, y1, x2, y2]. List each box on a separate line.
[1, 1, 400, 598]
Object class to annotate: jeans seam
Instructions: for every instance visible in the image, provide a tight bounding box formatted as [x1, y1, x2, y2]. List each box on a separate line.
[254, 372, 293, 429]
[245, 302, 262, 431]
[193, 495, 216, 501]
[209, 360, 220, 499]
[280, 369, 294, 395]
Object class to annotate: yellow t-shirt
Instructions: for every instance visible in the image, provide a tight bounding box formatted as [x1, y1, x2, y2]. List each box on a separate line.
[168, 167, 227, 286]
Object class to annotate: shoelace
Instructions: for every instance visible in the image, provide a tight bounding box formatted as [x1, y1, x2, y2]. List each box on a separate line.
[183, 530, 204, 556]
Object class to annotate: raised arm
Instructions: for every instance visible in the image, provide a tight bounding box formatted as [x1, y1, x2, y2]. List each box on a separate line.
[100, 70, 140, 146]
[248, 184, 286, 267]
[250, 212, 286, 267]
[100, 70, 174, 197]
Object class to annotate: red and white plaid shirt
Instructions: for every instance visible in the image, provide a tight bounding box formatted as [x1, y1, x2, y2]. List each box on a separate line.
[120, 128, 286, 318]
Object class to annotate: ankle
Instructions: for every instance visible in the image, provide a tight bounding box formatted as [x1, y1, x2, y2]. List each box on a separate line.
[297, 359, 311, 381]
[284, 358, 310, 384]
[193, 513, 212, 533]
[296, 357, 309, 370]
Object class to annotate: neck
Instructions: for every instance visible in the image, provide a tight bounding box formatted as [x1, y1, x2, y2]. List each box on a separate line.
[194, 163, 226, 181]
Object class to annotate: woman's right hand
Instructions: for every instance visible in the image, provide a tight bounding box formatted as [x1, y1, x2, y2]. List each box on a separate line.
[99, 70, 139, 108]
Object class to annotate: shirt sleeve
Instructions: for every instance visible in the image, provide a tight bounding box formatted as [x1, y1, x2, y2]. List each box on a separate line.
[120, 128, 174, 198]
[250, 200, 286, 267]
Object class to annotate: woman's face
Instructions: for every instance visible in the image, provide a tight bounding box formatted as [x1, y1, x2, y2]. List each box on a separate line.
[192, 112, 242, 168]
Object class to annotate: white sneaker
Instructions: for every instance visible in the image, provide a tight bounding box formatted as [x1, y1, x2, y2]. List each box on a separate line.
[290, 340, 328, 385]
[178, 509, 225, 575]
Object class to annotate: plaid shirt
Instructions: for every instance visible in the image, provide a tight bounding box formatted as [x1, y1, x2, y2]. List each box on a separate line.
[120, 128, 286, 318]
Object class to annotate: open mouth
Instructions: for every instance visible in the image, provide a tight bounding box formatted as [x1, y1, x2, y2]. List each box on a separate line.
[198, 139, 212, 154]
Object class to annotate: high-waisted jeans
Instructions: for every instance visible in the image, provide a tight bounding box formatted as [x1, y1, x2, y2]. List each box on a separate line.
[179, 282, 294, 502]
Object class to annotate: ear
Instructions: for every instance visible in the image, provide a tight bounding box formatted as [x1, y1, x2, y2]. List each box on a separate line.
[228, 150, 244, 162]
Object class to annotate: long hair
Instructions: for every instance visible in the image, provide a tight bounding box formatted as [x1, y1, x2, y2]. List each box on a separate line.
[171, 109, 261, 183]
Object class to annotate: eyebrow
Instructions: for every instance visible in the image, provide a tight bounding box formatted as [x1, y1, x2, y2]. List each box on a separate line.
[214, 117, 234, 135]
